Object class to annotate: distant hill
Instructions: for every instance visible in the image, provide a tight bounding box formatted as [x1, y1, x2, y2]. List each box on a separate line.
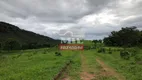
[0, 21, 60, 50]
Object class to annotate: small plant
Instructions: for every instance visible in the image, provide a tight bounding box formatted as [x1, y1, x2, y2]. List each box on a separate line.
[1, 56, 6, 60]
[134, 54, 142, 62]
[120, 51, 130, 60]
[131, 50, 137, 57]
[108, 48, 112, 54]
[55, 52, 62, 56]
[33, 50, 37, 54]
[17, 54, 22, 58]
[98, 48, 106, 53]
[43, 50, 47, 54]
[26, 53, 33, 57]
[108, 51, 112, 54]
[12, 54, 22, 59]
[84, 46, 90, 50]
[117, 49, 121, 51]
[12, 56, 17, 59]
[131, 48, 140, 57]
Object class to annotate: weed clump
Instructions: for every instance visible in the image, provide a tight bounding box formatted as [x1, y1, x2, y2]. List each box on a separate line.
[33, 51, 37, 54]
[98, 48, 106, 53]
[55, 52, 62, 56]
[135, 54, 142, 62]
[108, 48, 112, 54]
[84, 46, 90, 50]
[12, 54, 22, 59]
[43, 50, 48, 54]
[25, 53, 33, 58]
[120, 51, 130, 60]
[0, 55, 6, 60]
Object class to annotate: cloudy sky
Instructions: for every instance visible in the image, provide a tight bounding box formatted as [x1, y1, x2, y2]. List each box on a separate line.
[0, 0, 142, 40]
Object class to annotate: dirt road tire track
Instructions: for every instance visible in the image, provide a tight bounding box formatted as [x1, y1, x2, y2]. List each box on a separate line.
[80, 53, 96, 80]
[96, 58, 125, 80]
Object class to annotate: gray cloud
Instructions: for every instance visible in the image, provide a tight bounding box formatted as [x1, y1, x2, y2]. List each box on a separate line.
[0, 0, 142, 40]
[0, 0, 112, 23]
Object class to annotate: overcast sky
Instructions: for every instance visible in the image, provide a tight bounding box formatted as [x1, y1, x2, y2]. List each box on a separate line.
[0, 0, 142, 40]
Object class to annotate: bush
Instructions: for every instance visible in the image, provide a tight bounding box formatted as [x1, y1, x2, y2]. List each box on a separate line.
[43, 50, 47, 54]
[25, 53, 33, 57]
[0, 55, 7, 60]
[108, 48, 112, 54]
[108, 51, 112, 54]
[98, 48, 106, 53]
[120, 51, 130, 60]
[131, 47, 141, 57]
[12, 54, 21, 59]
[90, 46, 96, 49]
[134, 54, 142, 62]
[33, 50, 37, 54]
[84, 46, 90, 50]
[131, 51, 136, 57]
[55, 52, 62, 56]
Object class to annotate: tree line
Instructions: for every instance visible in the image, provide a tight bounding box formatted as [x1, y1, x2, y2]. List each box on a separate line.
[103, 27, 142, 47]
[0, 38, 52, 51]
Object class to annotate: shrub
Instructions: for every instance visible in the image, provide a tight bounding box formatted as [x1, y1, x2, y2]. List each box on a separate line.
[108, 48, 112, 54]
[33, 51, 37, 54]
[131, 50, 137, 57]
[108, 51, 112, 54]
[25, 53, 33, 57]
[90, 46, 96, 49]
[98, 48, 106, 53]
[55, 52, 62, 56]
[120, 51, 130, 60]
[43, 50, 47, 54]
[84, 46, 90, 50]
[17, 54, 22, 58]
[0, 55, 7, 60]
[12, 54, 21, 59]
[117, 49, 121, 51]
[134, 54, 142, 62]
[131, 47, 141, 57]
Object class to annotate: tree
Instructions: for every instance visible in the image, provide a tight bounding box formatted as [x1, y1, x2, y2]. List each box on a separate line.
[104, 27, 141, 47]
[3, 39, 21, 51]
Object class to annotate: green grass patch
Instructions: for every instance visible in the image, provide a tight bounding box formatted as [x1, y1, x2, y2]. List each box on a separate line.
[95, 48, 142, 80]
[0, 48, 76, 80]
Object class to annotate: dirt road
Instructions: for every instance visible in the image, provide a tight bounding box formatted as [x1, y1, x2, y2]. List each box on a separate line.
[80, 53, 96, 80]
[96, 58, 125, 80]
[60, 53, 125, 80]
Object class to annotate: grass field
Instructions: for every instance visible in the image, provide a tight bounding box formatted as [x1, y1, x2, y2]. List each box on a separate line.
[95, 48, 142, 80]
[0, 48, 79, 80]
[0, 46, 142, 80]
